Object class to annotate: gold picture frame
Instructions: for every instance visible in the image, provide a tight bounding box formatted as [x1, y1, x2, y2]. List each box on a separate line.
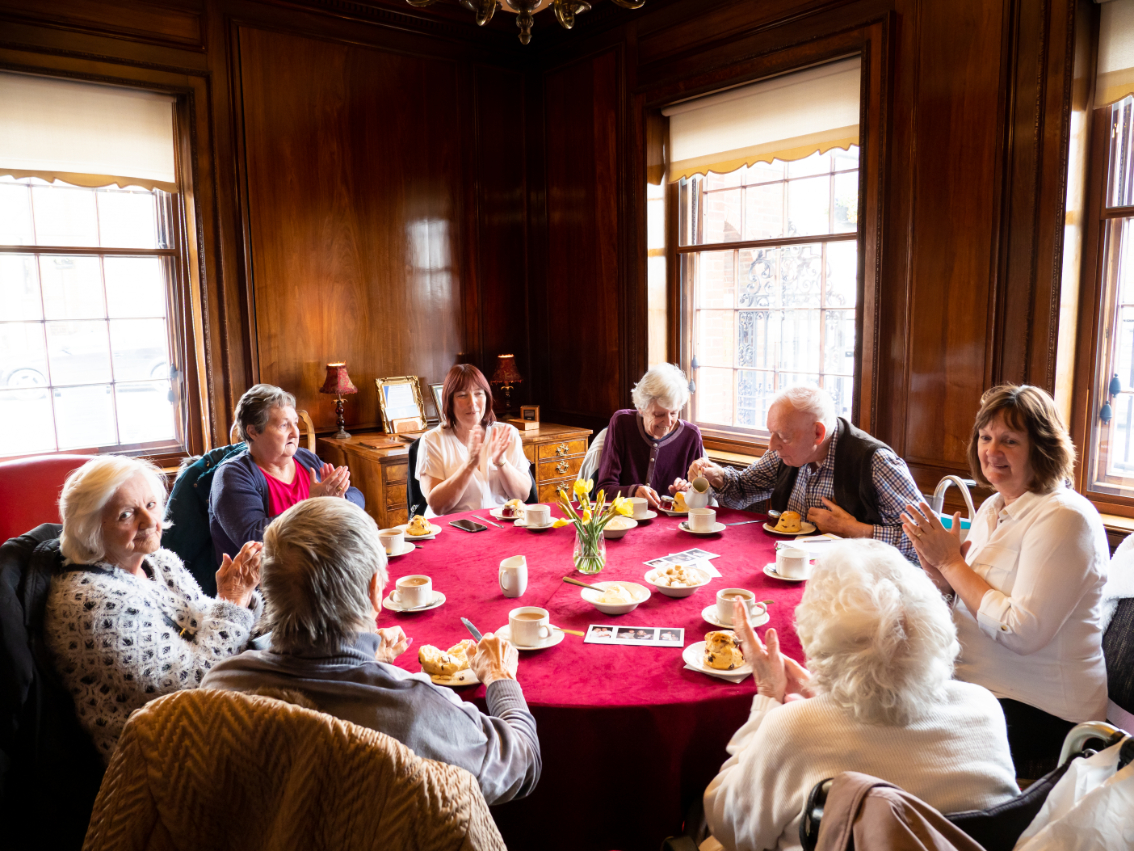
[375, 376, 427, 434]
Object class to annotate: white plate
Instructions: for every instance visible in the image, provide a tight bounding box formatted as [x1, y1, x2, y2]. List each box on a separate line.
[762, 563, 809, 583]
[682, 640, 752, 678]
[382, 589, 447, 613]
[702, 604, 769, 629]
[489, 507, 523, 522]
[629, 510, 658, 522]
[384, 540, 417, 558]
[643, 566, 712, 598]
[514, 518, 557, 531]
[657, 505, 689, 517]
[762, 521, 817, 536]
[678, 520, 727, 535]
[580, 580, 651, 615]
[398, 522, 443, 541]
[427, 668, 479, 687]
[497, 623, 566, 650]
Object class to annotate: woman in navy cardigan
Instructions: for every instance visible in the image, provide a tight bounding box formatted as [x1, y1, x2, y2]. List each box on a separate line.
[208, 384, 364, 561]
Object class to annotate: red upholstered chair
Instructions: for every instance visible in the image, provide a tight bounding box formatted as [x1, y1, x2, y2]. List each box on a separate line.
[0, 454, 96, 543]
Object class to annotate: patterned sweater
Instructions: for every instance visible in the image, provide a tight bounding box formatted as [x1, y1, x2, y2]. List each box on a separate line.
[44, 546, 262, 762]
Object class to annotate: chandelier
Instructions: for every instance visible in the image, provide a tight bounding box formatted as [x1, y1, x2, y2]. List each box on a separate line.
[406, 0, 646, 45]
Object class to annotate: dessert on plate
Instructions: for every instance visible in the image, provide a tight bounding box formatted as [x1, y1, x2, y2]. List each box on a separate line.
[672, 491, 688, 511]
[773, 510, 803, 533]
[500, 498, 525, 519]
[419, 639, 476, 676]
[704, 630, 745, 670]
[406, 514, 433, 536]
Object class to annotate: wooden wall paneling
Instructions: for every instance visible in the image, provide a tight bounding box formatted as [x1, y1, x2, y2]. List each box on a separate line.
[0, 0, 206, 51]
[523, 62, 550, 415]
[235, 25, 465, 433]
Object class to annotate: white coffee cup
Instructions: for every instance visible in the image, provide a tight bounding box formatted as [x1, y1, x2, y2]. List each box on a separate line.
[393, 574, 432, 608]
[716, 588, 763, 624]
[523, 504, 551, 527]
[499, 555, 528, 598]
[508, 606, 551, 646]
[379, 528, 405, 555]
[776, 547, 810, 579]
[689, 507, 716, 532]
[628, 497, 650, 518]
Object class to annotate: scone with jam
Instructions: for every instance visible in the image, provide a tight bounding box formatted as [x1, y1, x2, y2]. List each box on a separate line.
[704, 630, 745, 670]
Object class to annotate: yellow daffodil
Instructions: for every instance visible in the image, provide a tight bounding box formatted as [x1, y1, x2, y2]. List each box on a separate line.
[595, 489, 605, 505]
[573, 478, 592, 500]
[551, 518, 571, 529]
[581, 509, 592, 524]
[615, 500, 633, 516]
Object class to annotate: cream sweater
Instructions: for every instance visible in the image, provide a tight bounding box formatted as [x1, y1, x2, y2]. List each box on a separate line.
[703, 682, 1019, 851]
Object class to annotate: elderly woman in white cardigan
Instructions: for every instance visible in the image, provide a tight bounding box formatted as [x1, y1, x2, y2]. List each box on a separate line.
[702, 539, 1019, 851]
[43, 455, 262, 762]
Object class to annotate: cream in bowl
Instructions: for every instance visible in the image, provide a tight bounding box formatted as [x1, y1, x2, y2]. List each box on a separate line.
[602, 516, 638, 540]
[580, 580, 651, 615]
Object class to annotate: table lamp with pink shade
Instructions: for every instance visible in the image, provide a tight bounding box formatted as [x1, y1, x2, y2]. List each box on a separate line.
[319, 362, 358, 439]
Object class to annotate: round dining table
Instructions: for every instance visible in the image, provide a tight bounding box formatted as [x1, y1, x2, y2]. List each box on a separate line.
[382, 504, 808, 851]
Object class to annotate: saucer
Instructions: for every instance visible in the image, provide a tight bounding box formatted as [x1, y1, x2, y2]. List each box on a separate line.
[630, 510, 658, 522]
[702, 604, 769, 629]
[679, 520, 727, 535]
[762, 521, 817, 536]
[514, 518, 556, 531]
[497, 623, 566, 650]
[398, 522, 442, 541]
[382, 589, 446, 613]
[682, 640, 752, 678]
[762, 563, 809, 583]
[657, 505, 689, 517]
[384, 540, 417, 558]
[489, 507, 521, 522]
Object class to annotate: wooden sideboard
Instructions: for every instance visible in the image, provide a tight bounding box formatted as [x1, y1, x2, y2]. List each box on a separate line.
[317, 423, 592, 529]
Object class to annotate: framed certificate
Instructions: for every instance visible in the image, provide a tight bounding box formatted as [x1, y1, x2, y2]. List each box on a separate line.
[375, 376, 427, 434]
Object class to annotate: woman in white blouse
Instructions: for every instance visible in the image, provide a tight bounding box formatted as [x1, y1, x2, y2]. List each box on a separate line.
[415, 364, 532, 517]
[903, 384, 1109, 777]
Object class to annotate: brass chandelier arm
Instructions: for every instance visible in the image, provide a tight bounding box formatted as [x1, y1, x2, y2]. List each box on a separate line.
[610, 0, 646, 8]
[459, 0, 497, 26]
[404, 0, 642, 43]
[552, 0, 592, 30]
[404, 0, 441, 6]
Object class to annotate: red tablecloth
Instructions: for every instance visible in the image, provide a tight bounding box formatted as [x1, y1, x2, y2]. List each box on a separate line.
[383, 505, 805, 851]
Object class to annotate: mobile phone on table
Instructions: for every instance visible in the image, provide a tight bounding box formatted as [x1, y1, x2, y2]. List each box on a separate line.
[449, 518, 489, 533]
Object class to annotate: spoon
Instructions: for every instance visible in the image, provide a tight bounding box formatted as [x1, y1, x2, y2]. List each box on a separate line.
[562, 577, 606, 593]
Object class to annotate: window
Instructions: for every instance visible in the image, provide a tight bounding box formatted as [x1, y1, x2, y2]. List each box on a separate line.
[663, 58, 862, 440]
[0, 71, 190, 459]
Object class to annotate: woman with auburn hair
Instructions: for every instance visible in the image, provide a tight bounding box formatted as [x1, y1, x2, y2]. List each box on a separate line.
[415, 364, 532, 517]
[903, 384, 1109, 777]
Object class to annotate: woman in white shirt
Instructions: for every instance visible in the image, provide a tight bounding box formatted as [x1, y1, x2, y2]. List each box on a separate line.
[415, 364, 532, 517]
[903, 384, 1109, 777]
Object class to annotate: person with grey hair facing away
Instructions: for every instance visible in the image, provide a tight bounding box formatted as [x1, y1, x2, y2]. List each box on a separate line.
[701, 539, 1018, 851]
[43, 456, 263, 762]
[209, 383, 364, 562]
[594, 363, 705, 508]
[202, 498, 541, 805]
[686, 386, 923, 561]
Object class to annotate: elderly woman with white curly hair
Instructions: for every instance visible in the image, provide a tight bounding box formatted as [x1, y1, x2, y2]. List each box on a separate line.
[701, 539, 1018, 851]
[594, 363, 705, 508]
[42, 456, 263, 762]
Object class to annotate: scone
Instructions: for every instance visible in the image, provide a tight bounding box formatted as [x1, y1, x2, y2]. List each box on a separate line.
[501, 498, 525, 518]
[419, 639, 476, 676]
[774, 510, 802, 533]
[672, 491, 687, 511]
[406, 514, 432, 536]
[704, 630, 745, 670]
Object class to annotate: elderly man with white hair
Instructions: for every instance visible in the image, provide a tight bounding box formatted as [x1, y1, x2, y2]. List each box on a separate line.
[701, 539, 1018, 851]
[202, 498, 541, 805]
[43, 455, 263, 762]
[688, 386, 922, 561]
[595, 363, 705, 508]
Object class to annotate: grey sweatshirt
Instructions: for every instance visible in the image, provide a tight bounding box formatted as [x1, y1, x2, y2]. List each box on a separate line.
[201, 633, 540, 804]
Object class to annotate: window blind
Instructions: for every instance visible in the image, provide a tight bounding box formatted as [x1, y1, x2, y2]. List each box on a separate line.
[1099, 0, 1134, 107]
[662, 57, 861, 183]
[0, 72, 176, 192]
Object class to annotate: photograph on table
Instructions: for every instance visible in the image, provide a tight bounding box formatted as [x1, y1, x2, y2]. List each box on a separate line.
[586, 625, 683, 646]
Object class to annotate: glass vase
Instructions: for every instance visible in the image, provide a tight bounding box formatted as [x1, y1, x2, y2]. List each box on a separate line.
[573, 526, 606, 575]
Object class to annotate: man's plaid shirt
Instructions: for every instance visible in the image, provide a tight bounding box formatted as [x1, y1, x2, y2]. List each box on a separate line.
[714, 425, 923, 562]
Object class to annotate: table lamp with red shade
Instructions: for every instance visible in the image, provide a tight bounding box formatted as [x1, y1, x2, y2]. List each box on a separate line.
[319, 362, 358, 439]
[490, 353, 523, 415]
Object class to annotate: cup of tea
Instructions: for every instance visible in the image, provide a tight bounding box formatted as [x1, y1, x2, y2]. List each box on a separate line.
[689, 507, 717, 532]
[379, 528, 405, 555]
[776, 547, 811, 579]
[523, 504, 551, 527]
[716, 588, 764, 624]
[508, 606, 551, 646]
[393, 574, 432, 608]
[499, 555, 528, 598]
[627, 497, 650, 519]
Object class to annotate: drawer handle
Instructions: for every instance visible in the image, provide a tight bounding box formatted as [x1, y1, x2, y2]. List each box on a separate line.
[556, 443, 569, 456]
[556, 460, 569, 475]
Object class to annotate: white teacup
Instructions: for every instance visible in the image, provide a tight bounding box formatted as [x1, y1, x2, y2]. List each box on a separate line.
[776, 547, 811, 579]
[627, 497, 650, 518]
[523, 504, 551, 527]
[499, 555, 528, 598]
[393, 574, 432, 608]
[716, 588, 763, 624]
[508, 606, 551, 646]
[689, 507, 716, 532]
[379, 528, 405, 555]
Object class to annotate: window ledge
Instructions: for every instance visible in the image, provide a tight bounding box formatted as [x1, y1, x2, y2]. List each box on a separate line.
[707, 448, 760, 470]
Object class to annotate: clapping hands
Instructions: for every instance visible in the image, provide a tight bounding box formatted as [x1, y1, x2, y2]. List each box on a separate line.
[216, 540, 262, 608]
[310, 463, 351, 498]
[732, 598, 812, 703]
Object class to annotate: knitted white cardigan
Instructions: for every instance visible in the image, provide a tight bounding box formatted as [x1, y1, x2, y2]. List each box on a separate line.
[45, 547, 262, 762]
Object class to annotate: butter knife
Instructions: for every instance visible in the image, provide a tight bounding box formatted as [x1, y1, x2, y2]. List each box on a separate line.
[726, 519, 763, 526]
[461, 617, 484, 642]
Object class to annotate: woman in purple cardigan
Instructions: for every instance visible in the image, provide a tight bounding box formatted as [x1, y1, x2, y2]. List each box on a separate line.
[595, 363, 705, 509]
